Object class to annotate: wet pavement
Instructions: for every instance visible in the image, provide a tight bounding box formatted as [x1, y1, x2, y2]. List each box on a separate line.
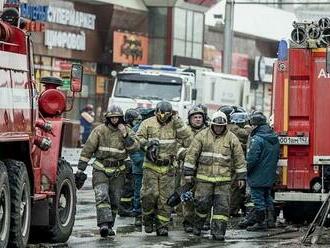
[27, 167, 330, 248]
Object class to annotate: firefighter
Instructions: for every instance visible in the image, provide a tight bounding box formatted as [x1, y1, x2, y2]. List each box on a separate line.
[219, 105, 251, 217]
[183, 110, 246, 241]
[125, 108, 144, 226]
[137, 101, 192, 236]
[177, 105, 207, 233]
[74, 105, 139, 237]
[245, 111, 280, 231]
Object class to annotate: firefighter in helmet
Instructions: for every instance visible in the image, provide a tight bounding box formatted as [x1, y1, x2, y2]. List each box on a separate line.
[137, 101, 192, 236]
[183, 110, 246, 240]
[178, 105, 207, 233]
[74, 105, 139, 237]
[219, 105, 252, 216]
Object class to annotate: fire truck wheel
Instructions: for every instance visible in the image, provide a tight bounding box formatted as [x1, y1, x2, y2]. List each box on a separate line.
[4, 160, 31, 248]
[48, 159, 76, 243]
[0, 161, 10, 248]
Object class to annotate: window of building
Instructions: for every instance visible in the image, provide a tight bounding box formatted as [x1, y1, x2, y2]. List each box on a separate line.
[173, 8, 204, 59]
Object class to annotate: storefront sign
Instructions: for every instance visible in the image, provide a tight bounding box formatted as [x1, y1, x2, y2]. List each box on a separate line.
[20, 4, 96, 30]
[254, 56, 276, 83]
[232, 53, 249, 77]
[45, 30, 86, 51]
[113, 31, 148, 65]
[203, 45, 222, 72]
[96, 76, 106, 94]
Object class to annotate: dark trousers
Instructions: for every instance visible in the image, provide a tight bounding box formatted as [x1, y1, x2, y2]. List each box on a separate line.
[133, 173, 143, 215]
[250, 187, 273, 211]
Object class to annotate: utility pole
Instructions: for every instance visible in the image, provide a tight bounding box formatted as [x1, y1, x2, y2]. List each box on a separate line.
[223, 0, 234, 73]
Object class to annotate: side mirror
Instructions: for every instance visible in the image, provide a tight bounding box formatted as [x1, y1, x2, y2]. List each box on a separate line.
[192, 88, 197, 101]
[70, 64, 83, 92]
[327, 47, 330, 73]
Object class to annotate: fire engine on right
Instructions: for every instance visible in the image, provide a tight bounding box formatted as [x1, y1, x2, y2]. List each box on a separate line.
[272, 17, 330, 223]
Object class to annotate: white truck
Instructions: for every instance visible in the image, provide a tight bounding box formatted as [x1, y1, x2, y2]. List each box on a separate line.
[108, 65, 251, 117]
[193, 70, 251, 115]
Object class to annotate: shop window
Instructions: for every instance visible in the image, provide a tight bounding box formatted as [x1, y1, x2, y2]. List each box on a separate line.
[173, 40, 185, 57]
[173, 8, 204, 60]
[193, 43, 202, 59]
[186, 42, 193, 57]
[193, 13, 203, 43]
[174, 8, 186, 40]
[186, 11, 193, 42]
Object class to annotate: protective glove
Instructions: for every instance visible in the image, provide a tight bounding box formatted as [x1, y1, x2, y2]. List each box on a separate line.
[172, 114, 185, 130]
[75, 169, 87, 190]
[146, 140, 160, 163]
[180, 191, 194, 203]
[238, 180, 246, 189]
[77, 160, 88, 171]
[177, 148, 187, 162]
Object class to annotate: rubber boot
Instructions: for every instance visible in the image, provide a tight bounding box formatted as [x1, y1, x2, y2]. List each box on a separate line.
[238, 208, 256, 229]
[266, 208, 276, 228]
[193, 217, 204, 236]
[99, 223, 109, 238]
[135, 215, 142, 227]
[211, 221, 226, 241]
[247, 210, 267, 231]
[156, 226, 168, 236]
[143, 215, 154, 233]
[202, 222, 210, 231]
[183, 221, 193, 233]
[108, 220, 116, 236]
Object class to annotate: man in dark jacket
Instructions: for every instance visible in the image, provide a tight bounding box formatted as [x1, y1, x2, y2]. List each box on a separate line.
[246, 111, 279, 231]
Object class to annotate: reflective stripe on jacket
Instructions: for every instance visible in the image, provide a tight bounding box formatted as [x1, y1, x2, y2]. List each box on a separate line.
[137, 116, 192, 173]
[183, 127, 246, 183]
[78, 124, 139, 171]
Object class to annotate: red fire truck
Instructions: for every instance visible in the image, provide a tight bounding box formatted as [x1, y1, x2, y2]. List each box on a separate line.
[272, 20, 330, 223]
[0, 7, 82, 248]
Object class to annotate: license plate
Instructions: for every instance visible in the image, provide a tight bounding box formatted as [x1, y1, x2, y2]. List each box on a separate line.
[278, 136, 309, 145]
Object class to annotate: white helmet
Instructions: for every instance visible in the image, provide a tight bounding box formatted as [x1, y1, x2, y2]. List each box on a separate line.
[209, 111, 227, 126]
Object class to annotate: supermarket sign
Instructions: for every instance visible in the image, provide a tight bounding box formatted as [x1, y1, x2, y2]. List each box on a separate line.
[20, 3, 96, 30]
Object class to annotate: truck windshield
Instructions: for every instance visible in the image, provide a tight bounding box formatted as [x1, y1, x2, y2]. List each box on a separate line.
[114, 80, 182, 102]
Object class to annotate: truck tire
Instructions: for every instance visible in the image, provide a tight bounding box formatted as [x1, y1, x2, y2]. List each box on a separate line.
[5, 160, 31, 248]
[0, 161, 10, 248]
[48, 159, 76, 243]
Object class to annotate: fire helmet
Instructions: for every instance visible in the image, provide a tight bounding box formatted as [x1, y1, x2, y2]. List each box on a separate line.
[209, 111, 228, 126]
[231, 112, 249, 124]
[218, 105, 235, 122]
[188, 105, 205, 119]
[188, 105, 205, 128]
[155, 101, 173, 124]
[125, 108, 142, 126]
[104, 105, 124, 118]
